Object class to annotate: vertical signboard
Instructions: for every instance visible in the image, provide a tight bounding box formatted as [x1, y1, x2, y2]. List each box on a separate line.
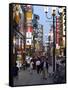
[26, 27, 32, 45]
[56, 16, 60, 49]
[25, 11, 32, 21]
[26, 27, 32, 38]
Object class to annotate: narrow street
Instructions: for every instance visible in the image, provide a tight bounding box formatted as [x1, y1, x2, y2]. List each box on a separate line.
[14, 68, 53, 86]
[11, 4, 66, 86]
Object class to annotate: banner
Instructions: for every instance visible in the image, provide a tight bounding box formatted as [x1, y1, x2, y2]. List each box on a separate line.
[56, 16, 60, 49]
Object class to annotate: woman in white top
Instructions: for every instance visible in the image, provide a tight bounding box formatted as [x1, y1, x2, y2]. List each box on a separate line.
[42, 60, 48, 79]
[36, 58, 41, 74]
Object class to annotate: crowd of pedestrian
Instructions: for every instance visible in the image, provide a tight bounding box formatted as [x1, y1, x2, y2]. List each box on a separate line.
[27, 55, 50, 80]
[12, 54, 53, 80]
[12, 54, 65, 84]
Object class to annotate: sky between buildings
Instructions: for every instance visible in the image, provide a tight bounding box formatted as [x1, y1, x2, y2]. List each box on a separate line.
[33, 5, 59, 45]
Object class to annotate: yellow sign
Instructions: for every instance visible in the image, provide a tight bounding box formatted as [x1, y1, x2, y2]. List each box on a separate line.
[15, 11, 20, 24]
[25, 11, 32, 20]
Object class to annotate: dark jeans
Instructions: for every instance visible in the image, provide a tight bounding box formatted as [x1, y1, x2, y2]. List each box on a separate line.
[37, 65, 40, 74]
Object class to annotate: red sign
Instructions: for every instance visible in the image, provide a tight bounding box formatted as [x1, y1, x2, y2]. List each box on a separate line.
[27, 27, 33, 32]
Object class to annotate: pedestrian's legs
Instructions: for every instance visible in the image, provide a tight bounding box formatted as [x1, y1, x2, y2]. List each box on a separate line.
[42, 69, 45, 79]
[37, 66, 39, 74]
[45, 68, 48, 79]
[39, 66, 42, 74]
[30, 68, 33, 74]
[38, 65, 41, 74]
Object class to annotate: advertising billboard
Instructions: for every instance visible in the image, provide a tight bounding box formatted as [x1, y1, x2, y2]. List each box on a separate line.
[56, 16, 60, 49]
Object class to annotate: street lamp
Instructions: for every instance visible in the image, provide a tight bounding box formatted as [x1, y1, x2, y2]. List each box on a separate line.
[44, 6, 56, 72]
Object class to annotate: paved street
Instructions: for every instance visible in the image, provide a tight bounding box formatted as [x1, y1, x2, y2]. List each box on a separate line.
[13, 68, 53, 86]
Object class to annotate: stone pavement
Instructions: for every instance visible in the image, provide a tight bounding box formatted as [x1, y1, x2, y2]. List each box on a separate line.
[13, 68, 54, 86]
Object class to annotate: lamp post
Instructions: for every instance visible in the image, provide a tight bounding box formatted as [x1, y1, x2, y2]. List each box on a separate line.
[44, 7, 56, 72]
[52, 9, 56, 72]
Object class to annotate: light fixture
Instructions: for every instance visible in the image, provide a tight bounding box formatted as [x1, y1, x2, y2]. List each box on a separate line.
[58, 7, 63, 15]
[44, 6, 49, 13]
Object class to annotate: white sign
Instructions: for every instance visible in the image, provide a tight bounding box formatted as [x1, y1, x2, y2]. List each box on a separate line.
[26, 39, 32, 45]
[26, 32, 32, 38]
[56, 44, 60, 49]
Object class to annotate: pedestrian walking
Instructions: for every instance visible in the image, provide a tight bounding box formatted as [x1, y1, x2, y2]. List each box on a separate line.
[40, 56, 44, 73]
[29, 60, 34, 74]
[46, 56, 49, 73]
[48, 64, 53, 77]
[16, 61, 21, 71]
[13, 63, 19, 79]
[36, 57, 41, 74]
[32, 57, 36, 70]
[23, 62, 26, 70]
[41, 56, 48, 80]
